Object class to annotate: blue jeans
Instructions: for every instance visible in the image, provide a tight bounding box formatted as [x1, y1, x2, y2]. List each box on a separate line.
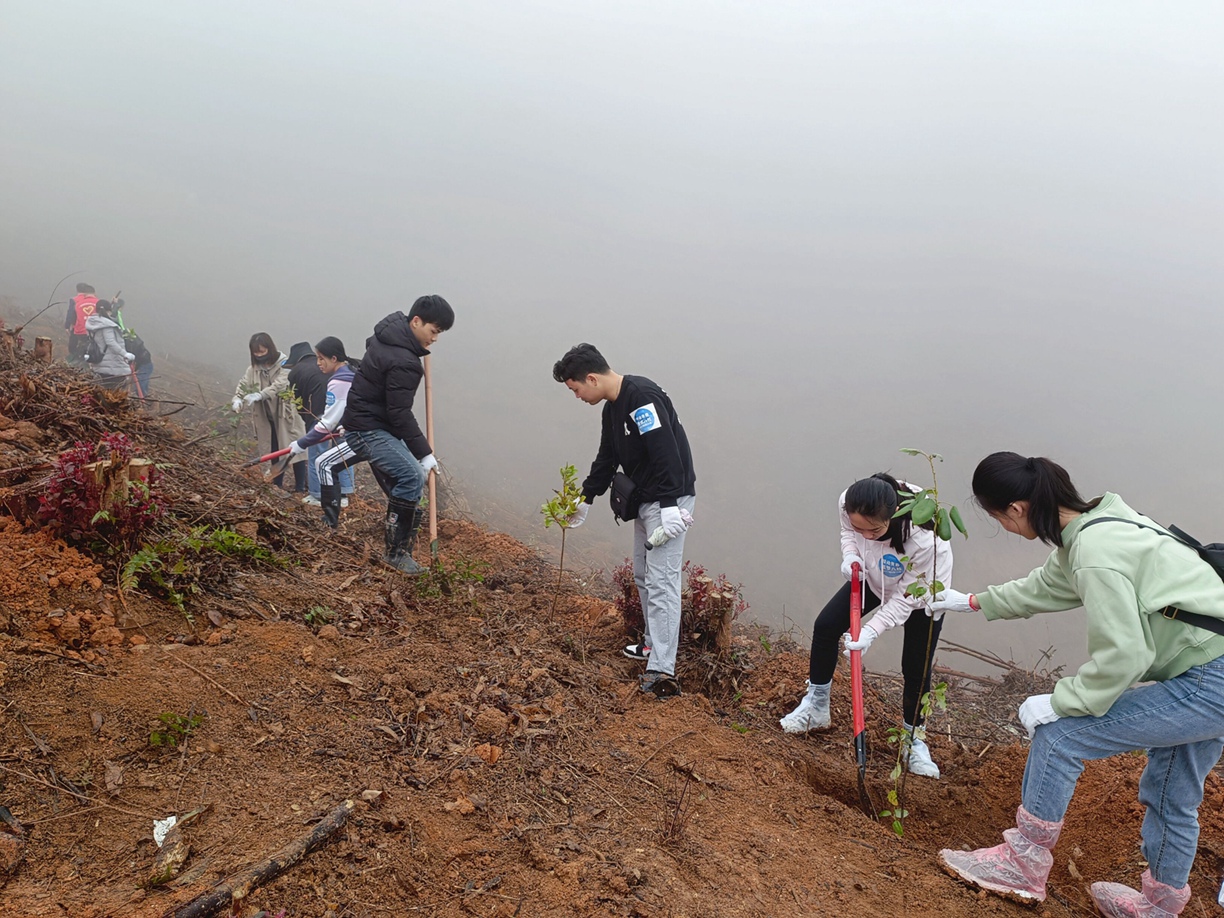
[307, 442, 352, 498]
[1022, 654, 1224, 887]
[133, 361, 153, 397]
[342, 429, 424, 503]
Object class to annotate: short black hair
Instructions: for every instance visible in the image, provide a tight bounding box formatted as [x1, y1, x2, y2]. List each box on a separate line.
[76, 283, 95, 294]
[552, 343, 610, 383]
[407, 295, 454, 330]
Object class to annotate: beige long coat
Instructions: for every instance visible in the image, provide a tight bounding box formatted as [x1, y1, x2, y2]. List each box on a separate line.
[234, 353, 307, 465]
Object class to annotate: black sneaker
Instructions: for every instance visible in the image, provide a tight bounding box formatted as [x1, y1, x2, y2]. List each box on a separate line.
[623, 642, 651, 661]
[640, 671, 681, 698]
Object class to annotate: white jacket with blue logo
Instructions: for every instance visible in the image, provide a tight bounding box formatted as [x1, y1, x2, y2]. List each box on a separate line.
[838, 485, 954, 634]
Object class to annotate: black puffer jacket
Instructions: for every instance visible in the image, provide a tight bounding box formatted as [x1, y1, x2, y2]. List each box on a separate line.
[341, 312, 431, 458]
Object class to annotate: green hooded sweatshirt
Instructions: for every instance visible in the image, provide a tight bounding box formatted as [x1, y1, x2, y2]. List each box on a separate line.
[978, 492, 1224, 718]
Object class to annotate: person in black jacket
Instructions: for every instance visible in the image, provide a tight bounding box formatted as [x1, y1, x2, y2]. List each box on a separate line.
[285, 341, 327, 500]
[314, 296, 453, 574]
[553, 343, 696, 697]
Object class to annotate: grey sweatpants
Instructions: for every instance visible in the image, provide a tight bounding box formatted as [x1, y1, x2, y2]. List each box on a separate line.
[632, 495, 696, 678]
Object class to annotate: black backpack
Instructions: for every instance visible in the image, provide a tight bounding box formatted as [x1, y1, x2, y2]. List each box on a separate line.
[83, 331, 105, 366]
[1080, 517, 1224, 636]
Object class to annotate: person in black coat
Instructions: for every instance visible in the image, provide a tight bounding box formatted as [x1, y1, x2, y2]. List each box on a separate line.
[313, 296, 453, 574]
[286, 341, 327, 498]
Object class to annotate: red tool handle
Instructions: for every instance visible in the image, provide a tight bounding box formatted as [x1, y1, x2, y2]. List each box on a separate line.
[849, 561, 865, 738]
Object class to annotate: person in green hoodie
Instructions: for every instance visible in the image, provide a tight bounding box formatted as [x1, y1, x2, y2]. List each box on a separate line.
[929, 452, 1224, 917]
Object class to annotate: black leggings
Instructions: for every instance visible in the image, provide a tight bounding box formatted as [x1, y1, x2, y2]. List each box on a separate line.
[809, 580, 943, 725]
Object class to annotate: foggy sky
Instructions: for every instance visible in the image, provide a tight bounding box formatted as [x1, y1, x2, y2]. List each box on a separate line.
[3, 2, 1223, 671]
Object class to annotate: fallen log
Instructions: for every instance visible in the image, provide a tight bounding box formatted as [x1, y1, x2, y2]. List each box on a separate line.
[161, 799, 354, 918]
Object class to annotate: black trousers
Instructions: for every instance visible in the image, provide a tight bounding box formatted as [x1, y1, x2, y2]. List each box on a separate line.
[809, 580, 943, 725]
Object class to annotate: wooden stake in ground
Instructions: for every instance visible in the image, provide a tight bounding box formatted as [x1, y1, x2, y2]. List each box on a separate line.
[423, 353, 438, 558]
[161, 799, 354, 918]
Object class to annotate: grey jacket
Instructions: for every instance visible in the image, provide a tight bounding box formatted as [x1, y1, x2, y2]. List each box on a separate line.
[84, 315, 131, 378]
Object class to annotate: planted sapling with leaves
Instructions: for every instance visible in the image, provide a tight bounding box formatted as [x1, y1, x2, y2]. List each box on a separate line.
[880, 447, 967, 835]
[540, 463, 583, 619]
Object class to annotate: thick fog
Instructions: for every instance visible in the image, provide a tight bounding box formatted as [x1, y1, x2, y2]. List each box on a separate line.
[3, 2, 1223, 672]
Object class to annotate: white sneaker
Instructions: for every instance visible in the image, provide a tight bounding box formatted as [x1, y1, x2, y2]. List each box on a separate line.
[779, 681, 831, 733]
[903, 723, 941, 779]
[302, 495, 321, 506]
[341, 497, 349, 508]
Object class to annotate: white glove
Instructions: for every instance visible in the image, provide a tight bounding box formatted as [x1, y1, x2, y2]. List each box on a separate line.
[1018, 693, 1060, 739]
[566, 502, 590, 528]
[420, 454, 438, 477]
[680, 508, 695, 527]
[841, 554, 863, 581]
[660, 505, 688, 539]
[243, 392, 263, 406]
[842, 624, 879, 657]
[927, 588, 976, 618]
[124, 352, 135, 362]
[231, 396, 243, 413]
[288, 441, 306, 456]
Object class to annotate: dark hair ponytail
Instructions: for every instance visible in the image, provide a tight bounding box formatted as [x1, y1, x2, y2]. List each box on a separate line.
[845, 472, 925, 553]
[971, 452, 1097, 546]
[314, 336, 347, 363]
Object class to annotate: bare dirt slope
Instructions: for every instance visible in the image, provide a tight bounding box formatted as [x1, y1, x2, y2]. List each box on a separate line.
[2, 343, 1223, 918]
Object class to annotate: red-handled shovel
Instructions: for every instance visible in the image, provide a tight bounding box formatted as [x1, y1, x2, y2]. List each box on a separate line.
[240, 434, 337, 479]
[849, 562, 875, 816]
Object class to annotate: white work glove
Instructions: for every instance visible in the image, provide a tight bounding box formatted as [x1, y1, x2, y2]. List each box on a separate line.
[419, 453, 438, 477]
[841, 554, 863, 582]
[1018, 693, 1060, 739]
[842, 624, 879, 658]
[124, 352, 135, 362]
[243, 392, 263, 406]
[927, 588, 976, 619]
[660, 505, 688, 539]
[231, 396, 243, 413]
[288, 440, 306, 456]
[566, 502, 590, 528]
[680, 508, 695, 527]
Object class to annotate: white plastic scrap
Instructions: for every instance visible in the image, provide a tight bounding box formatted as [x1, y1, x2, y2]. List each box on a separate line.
[153, 816, 178, 848]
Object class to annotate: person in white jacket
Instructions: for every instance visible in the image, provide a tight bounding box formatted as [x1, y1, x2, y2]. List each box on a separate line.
[780, 472, 953, 778]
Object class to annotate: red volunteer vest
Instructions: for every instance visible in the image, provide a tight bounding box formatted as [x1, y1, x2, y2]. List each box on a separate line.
[71, 295, 99, 335]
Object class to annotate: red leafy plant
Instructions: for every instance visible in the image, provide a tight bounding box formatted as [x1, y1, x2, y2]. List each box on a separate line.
[37, 432, 163, 550]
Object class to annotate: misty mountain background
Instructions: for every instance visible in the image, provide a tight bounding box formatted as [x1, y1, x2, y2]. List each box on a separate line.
[3, 2, 1222, 671]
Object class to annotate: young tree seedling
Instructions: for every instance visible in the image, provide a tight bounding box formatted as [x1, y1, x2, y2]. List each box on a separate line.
[540, 464, 583, 620]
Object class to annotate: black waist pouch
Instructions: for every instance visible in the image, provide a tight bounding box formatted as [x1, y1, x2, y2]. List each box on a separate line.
[609, 472, 640, 523]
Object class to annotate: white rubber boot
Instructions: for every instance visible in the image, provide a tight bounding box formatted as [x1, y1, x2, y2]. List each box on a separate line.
[779, 681, 831, 733]
[904, 722, 941, 779]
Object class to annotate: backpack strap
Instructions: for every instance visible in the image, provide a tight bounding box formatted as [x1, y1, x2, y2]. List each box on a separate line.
[1078, 517, 1224, 637]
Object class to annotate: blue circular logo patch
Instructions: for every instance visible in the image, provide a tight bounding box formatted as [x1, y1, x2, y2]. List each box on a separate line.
[879, 554, 905, 578]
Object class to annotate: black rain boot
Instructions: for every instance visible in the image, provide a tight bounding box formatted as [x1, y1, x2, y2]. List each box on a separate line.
[384, 498, 425, 575]
[405, 504, 427, 555]
[320, 482, 342, 530]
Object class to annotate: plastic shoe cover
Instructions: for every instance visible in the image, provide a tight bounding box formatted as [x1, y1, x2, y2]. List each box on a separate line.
[340, 497, 350, 508]
[903, 723, 941, 779]
[302, 495, 322, 506]
[1089, 870, 1191, 918]
[779, 681, 831, 733]
[940, 806, 1062, 903]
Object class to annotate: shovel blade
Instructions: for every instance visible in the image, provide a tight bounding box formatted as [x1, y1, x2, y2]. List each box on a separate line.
[266, 454, 292, 479]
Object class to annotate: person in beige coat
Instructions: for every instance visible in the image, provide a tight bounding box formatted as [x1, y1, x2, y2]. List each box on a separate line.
[232, 332, 306, 488]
